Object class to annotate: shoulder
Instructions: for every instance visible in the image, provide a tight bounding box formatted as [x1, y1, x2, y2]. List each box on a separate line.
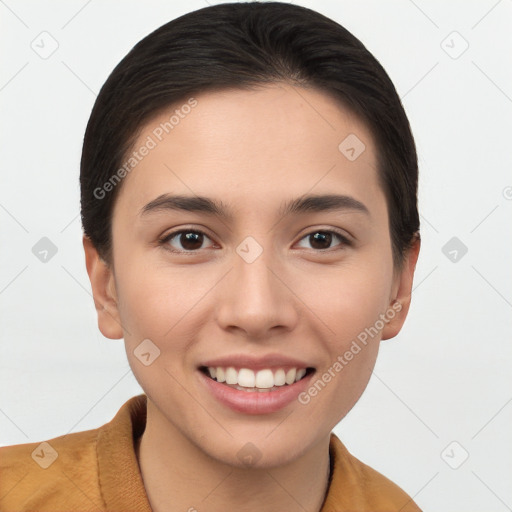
[323, 433, 422, 512]
[0, 426, 105, 511]
[0, 394, 148, 511]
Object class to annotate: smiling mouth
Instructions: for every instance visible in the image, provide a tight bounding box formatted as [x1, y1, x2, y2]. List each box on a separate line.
[199, 366, 315, 392]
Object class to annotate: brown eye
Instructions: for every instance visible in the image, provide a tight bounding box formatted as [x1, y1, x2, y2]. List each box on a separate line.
[161, 230, 214, 252]
[309, 232, 332, 250]
[296, 230, 351, 251]
[179, 232, 204, 250]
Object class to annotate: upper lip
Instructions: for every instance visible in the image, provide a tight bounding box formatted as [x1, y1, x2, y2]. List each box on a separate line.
[199, 353, 314, 371]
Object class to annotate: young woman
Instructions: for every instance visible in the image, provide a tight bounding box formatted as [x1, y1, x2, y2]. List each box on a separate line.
[0, 3, 421, 510]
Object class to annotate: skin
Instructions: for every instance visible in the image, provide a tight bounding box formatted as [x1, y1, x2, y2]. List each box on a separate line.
[84, 83, 420, 512]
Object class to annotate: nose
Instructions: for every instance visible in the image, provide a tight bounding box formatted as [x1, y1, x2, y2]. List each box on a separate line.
[214, 241, 300, 341]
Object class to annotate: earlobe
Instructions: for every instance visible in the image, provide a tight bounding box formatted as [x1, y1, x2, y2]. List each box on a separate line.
[82, 235, 124, 340]
[381, 236, 421, 341]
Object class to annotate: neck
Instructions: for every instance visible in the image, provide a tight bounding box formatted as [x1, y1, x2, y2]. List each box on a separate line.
[135, 400, 332, 512]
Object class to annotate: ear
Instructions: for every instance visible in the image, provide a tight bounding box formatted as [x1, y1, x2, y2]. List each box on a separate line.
[82, 235, 124, 340]
[381, 236, 421, 340]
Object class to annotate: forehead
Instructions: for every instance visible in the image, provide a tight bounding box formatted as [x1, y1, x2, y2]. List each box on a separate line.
[114, 83, 382, 219]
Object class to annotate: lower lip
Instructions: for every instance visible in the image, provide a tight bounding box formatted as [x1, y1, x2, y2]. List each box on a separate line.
[198, 370, 314, 415]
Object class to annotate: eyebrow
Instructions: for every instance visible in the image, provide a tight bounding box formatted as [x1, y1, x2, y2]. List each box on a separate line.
[140, 193, 370, 220]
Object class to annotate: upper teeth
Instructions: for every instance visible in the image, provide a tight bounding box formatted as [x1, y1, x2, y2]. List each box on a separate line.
[207, 367, 307, 388]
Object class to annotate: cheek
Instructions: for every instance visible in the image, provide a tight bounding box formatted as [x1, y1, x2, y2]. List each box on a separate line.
[113, 258, 219, 363]
[113, 247, 191, 330]
[296, 276, 386, 428]
[115, 272, 171, 339]
[303, 260, 393, 342]
[298, 345, 379, 435]
[114, 264, 200, 409]
[293, 261, 391, 420]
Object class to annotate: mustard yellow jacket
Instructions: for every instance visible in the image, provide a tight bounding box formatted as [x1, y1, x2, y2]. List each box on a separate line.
[0, 394, 421, 511]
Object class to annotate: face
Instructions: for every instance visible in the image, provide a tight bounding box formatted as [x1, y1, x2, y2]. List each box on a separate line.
[84, 83, 418, 468]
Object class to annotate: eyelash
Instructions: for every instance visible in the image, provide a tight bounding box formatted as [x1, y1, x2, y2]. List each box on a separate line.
[158, 227, 352, 254]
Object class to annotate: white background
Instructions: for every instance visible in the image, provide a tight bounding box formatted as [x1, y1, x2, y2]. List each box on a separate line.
[1, 1, 511, 510]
